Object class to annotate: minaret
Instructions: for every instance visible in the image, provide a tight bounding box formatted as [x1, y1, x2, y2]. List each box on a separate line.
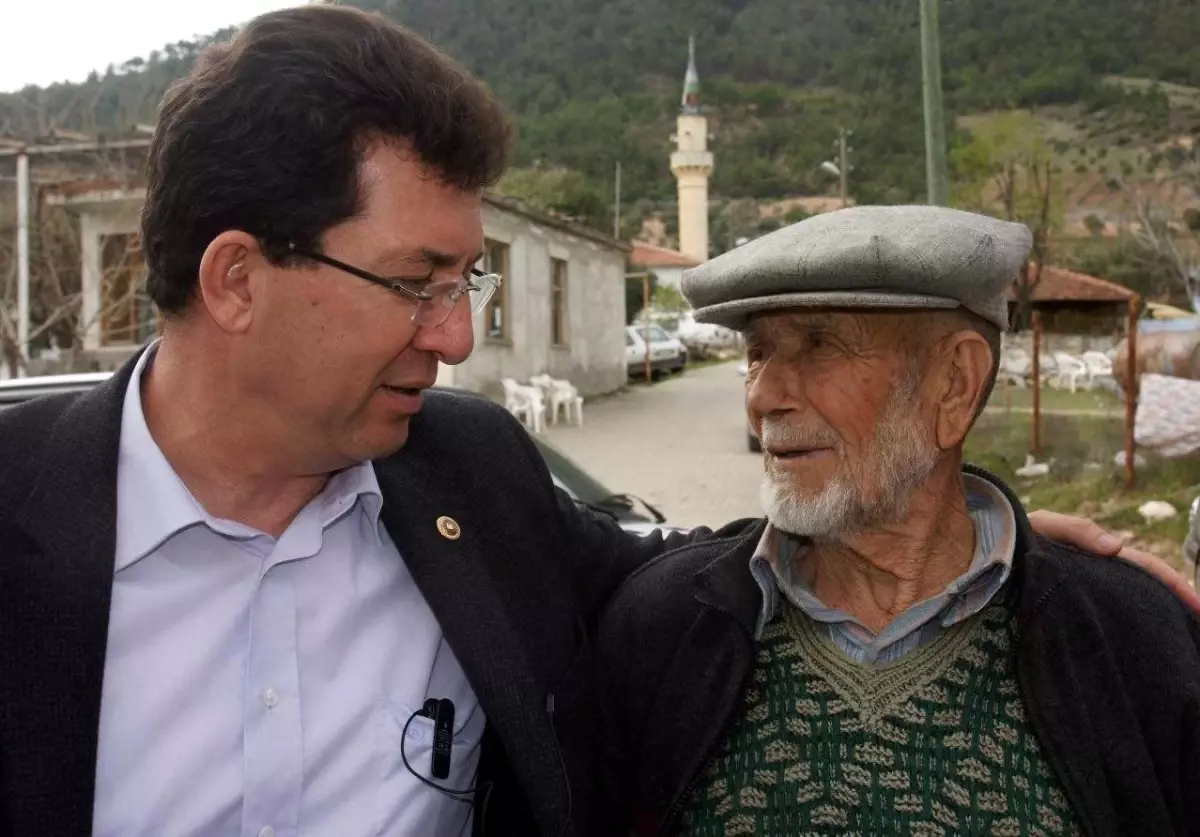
[670, 35, 714, 263]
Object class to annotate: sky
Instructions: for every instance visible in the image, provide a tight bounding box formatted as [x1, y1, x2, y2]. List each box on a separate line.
[0, 0, 300, 93]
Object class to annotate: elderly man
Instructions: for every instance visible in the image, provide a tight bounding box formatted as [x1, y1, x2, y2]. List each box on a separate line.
[596, 206, 1200, 837]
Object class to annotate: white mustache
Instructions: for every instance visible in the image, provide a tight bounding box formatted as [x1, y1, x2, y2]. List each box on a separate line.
[759, 419, 840, 451]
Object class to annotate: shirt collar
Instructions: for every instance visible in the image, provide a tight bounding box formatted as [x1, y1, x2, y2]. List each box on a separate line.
[749, 472, 1017, 638]
[114, 343, 385, 574]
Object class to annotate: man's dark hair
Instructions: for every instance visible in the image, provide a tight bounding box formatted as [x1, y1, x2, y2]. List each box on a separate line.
[142, 5, 512, 314]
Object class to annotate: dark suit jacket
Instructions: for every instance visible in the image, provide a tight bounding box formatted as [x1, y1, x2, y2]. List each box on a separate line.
[0, 356, 696, 837]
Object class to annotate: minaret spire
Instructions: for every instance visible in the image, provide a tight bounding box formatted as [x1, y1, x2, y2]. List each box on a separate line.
[671, 34, 713, 262]
[682, 33, 700, 113]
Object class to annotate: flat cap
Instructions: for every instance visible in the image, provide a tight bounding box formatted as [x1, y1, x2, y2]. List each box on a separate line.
[682, 205, 1032, 330]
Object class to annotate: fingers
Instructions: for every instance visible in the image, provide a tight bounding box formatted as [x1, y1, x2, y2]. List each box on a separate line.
[1026, 510, 1200, 616]
[1026, 510, 1123, 555]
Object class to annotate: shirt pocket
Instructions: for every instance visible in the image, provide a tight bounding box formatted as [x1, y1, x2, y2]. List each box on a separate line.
[374, 696, 486, 837]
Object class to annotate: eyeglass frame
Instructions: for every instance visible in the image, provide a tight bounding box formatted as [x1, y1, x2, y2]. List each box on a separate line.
[282, 241, 502, 320]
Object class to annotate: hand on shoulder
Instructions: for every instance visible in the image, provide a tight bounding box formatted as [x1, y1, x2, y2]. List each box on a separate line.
[1027, 509, 1200, 615]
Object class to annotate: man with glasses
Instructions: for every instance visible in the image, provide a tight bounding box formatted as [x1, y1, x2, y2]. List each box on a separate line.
[0, 7, 1191, 837]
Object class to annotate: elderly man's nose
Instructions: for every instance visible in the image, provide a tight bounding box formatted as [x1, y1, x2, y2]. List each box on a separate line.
[746, 358, 793, 416]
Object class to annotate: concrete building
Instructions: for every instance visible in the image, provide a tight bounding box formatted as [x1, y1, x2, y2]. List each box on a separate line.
[670, 36, 714, 264]
[42, 184, 631, 396]
[440, 194, 631, 397]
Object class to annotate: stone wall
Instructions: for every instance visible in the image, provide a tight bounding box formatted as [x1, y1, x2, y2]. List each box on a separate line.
[1001, 330, 1121, 357]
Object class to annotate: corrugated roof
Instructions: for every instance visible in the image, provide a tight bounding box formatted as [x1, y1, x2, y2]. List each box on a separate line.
[1009, 263, 1136, 303]
[629, 241, 701, 268]
[481, 192, 630, 252]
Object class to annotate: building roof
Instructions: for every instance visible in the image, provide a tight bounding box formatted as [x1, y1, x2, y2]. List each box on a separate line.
[481, 193, 629, 252]
[630, 241, 702, 268]
[1008, 263, 1136, 304]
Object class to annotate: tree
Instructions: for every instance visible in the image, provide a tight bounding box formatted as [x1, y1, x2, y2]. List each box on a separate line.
[494, 165, 610, 230]
[1116, 181, 1200, 306]
[951, 112, 1065, 329]
[624, 274, 657, 325]
[0, 148, 150, 376]
[0, 207, 151, 377]
[651, 283, 688, 312]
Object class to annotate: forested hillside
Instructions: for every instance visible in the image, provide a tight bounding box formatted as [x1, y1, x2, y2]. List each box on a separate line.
[3, 0, 1198, 235]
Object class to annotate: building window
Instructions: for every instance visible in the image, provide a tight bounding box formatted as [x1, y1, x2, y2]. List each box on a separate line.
[483, 239, 510, 341]
[550, 257, 568, 347]
[99, 233, 149, 346]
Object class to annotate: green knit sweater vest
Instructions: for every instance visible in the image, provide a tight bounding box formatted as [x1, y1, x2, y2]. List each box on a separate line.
[682, 600, 1081, 836]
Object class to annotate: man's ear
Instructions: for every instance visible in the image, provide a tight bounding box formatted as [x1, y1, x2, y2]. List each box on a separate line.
[197, 231, 263, 334]
[932, 330, 992, 448]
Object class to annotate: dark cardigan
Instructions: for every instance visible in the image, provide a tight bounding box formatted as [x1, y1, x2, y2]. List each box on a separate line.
[594, 467, 1200, 837]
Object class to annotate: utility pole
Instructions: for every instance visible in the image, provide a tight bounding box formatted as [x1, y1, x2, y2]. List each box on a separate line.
[837, 129, 850, 207]
[613, 161, 622, 238]
[919, 0, 949, 206]
[16, 149, 29, 363]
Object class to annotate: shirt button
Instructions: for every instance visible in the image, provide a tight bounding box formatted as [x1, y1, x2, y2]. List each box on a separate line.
[260, 687, 280, 709]
[258, 827, 275, 837]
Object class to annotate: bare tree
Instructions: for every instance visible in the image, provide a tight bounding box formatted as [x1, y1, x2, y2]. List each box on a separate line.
[1013, 159, 1055, 330]
[1117, 178, 1200, 303]
[0, 144, 151, 377]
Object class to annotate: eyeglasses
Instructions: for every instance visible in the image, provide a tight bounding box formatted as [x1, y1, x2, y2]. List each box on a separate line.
[285, 242, 502, 327]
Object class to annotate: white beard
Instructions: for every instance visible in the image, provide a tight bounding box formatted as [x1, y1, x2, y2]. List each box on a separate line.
[759, 377, 940, 540]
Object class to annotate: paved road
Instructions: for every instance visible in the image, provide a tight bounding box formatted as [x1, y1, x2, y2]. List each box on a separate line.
[544, 360, 765, 528]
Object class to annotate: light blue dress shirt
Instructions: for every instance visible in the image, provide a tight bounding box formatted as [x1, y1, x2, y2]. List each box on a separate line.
[93, 347, 484, 837]
[751, 473, 1017, 665]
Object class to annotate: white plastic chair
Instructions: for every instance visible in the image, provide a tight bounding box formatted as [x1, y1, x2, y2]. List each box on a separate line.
[501, 378, 547, 433]
[1082, 351, 1114, 387]
[551, 378, 584, 427]
[998, 349, 1031, 388]
[530, 374, 584, 427]
[1051, 353, 1089, 392]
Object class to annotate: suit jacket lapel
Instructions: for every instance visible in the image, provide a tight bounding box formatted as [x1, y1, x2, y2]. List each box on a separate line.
[374, 437, 572, 836]
[2, 360, 136, 835]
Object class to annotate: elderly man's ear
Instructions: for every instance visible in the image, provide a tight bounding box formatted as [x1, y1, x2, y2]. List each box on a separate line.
[931, 331, 993, 449]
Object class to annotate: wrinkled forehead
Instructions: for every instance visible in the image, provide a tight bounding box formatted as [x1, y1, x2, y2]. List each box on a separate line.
[743, 308, 917, 347]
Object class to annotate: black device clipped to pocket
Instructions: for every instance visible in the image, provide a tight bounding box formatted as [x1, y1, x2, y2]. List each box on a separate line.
[421, 698, 456, 779]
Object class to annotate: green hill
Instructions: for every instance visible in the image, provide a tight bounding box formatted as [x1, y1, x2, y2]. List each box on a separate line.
[3, 0, 1198, 239]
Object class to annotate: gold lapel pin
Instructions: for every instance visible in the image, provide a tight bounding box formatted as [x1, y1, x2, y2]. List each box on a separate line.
[436, 516, 462, 540]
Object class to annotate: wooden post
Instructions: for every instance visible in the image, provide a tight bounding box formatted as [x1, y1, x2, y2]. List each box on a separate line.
[1124, 295, 1140, 489]
[1031, 311, 1042, 457]
[643, 274, 652, 383]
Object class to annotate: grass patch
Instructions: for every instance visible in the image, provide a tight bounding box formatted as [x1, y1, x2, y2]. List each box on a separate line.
[966, 412, 1200, 571]
[987, 384, 1122, 414]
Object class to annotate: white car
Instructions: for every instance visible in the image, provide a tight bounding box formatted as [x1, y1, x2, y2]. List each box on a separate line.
[626, 324, 686, 380]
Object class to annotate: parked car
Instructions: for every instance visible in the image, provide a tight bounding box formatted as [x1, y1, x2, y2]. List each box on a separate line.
[626, 324, 686, 380]
[736, 359, 761, 452]
[0, 372, 687, 537]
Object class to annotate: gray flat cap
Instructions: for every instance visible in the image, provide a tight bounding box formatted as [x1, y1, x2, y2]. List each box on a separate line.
[682, 205, 1032, 330]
